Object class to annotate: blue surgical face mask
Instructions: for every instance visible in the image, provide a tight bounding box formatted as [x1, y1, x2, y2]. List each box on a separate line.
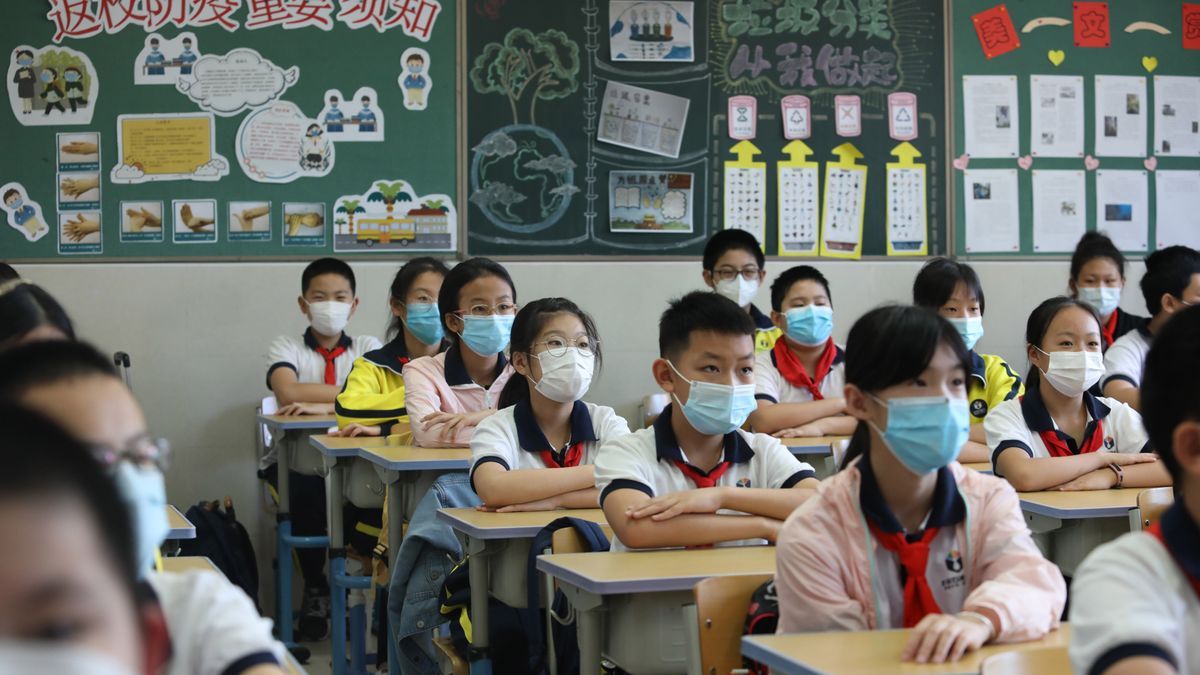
[112, 461, 169, 578]
[784, 305, 834, 347]
[868, 394, 970, 475]
[668, 361, 757, 436]
[404, 302, 444, 346]
[8, 198, 22, 209]
[40, 71, 53, 82]
[459, 314, 514, 356]
[949, 316, 984, 351]
[65, 72, 79, 82]
[17, 58, 32, 66]
[1077, 286, 1121, 319]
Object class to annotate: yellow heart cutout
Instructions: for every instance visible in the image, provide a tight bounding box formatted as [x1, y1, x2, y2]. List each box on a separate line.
[1048, 50, 1065, 66]
[1142, 56, 1159, 72]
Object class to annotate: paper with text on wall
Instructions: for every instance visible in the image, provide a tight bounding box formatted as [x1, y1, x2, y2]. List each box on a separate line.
[777, 140, 819, 257]
[1031, 170, 1087, 252]
[1030, 75, 1085, 158]
[963, 169, 1020, 252]
[885, 142, 927, 256]
[1154, 170, 1200, 250]
[723, 140, 766, 245]
[820, 143, 867, 260]
[1095, 169, 1149, 252]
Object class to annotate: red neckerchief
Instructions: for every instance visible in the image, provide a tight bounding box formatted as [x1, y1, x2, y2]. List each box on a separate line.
[315, 345, 347, 385]
[1101, 310, 1119, 349]
[772, 338, 837, 399]
[1146, 521, 1200, 601]
[673, 460, 732, 488]
[539, 441, 585, 469]
[1020, 395, 1106, 457]
[867, 523, 943, 628]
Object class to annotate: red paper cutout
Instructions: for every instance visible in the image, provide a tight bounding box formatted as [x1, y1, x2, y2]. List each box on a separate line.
[972, 5, 1020, 59]
[1184, 4, 1200, 50]
[1074, 2, 1111, 48]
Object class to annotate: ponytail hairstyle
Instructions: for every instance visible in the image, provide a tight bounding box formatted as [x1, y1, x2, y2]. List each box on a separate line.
[1069, 231, 1126, 288]
[0, 280, 75, 348]
[497, 298, 602, 410]
[1022, 296, 1101, 389]
[437, 257, 517, 342]
[385, 257, 450, 341]
[839, 305, 972, 470]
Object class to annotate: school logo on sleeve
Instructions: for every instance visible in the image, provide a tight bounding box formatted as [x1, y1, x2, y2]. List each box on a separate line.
[944, 549, 964, 574]
[1103, 436, 1115, 450]
[970, 399, 988, 418]
[736, 477, 752, 488]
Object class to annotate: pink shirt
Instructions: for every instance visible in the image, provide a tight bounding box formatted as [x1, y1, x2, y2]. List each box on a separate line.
[402, 344, 513, 447]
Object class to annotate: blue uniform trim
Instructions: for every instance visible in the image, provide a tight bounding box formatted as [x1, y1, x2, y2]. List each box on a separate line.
[1088, 643, 1175, 675]
[653, 404, 755, 466]
[858, 447, 965, 534]
[600, 478, 653, 506]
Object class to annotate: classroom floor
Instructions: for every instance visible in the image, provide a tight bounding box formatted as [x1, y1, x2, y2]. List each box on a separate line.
[297, 639, 333, 675]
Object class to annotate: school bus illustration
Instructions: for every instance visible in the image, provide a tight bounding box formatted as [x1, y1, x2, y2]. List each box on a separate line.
[354, 204, 450, 247]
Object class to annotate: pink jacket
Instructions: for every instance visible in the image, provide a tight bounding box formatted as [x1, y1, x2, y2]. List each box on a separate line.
[776, 460, 1065, 642]
[402, 347, 513, 448]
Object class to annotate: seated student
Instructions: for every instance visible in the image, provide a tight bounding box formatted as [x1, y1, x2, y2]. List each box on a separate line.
[403, 257, 516, 447]
[0, 405, 171, 675]
[913, 258, 1022, 463]
[1103, 245, 1200, 411]
[747, 265, 856, 437]
[0, 342, 286, 675]
[0, 278, 74, 349]
[775, 305, 1065, 665]
[471, 298, 631, 510]
[1070, 305, 1200, 675]
[701, 229, 780, 352]
[264, 257, 379, 639]
[594, 291, 819, 551]
[985, 297, 1166, 492]
[335, 257, 450, 437]
[1069, 232, 1148, 350]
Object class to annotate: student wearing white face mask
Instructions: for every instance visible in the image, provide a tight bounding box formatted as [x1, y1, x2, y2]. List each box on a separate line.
[985, 297, 1169, 493]
[701, 229, 781, 353]
[470, 298, 631, 510]
[1068, 232, 1148, 351]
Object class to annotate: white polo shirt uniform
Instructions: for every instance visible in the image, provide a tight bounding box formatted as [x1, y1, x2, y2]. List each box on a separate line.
[984, 385, 1149, 475]
[1101, 325, 1152, 391]
[1070, 503, 1200, 675]
[594, 404, 816, 551]
[469, 399, 631, 490]
[754, 340, 846, 404]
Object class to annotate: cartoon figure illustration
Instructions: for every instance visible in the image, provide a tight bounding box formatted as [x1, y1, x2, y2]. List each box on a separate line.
[178, 37, 197, 75]
[401, 49, 430, 110]
[2, 184, 48, 242]
[324, 95, 344, 133]
[355, 95, 376, 133]
[39, 67, 64, 115]
[299, 124, 330, 171]
[63, 67, 86, 112]
[144, 38, 165, 76]
[12, 49, 35, 115]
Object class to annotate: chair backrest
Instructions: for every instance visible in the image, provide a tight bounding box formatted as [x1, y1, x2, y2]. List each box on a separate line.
[1137, 486, 1174, 529]
[551, 524, 615, 554]
[641, 393, 670, 428]
[693, 574, 773, 675]
[980, 647, 1070, 675]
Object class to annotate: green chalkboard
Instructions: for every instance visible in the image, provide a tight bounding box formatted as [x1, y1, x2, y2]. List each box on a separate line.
[0, 1, 457, 262]
[463, 0, 947, 257]
[952, 0, 1200, 258]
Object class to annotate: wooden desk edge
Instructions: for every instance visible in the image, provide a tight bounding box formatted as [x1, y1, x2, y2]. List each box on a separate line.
[536, 555, 767, 596]
[438, 508, 606, 540]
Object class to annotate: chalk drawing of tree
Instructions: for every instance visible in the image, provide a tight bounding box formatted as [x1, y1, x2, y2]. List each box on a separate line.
[469, 28, 581, 125]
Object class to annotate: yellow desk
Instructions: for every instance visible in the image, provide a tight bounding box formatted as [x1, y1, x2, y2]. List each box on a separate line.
[780, 436, 849, 476]
[166, 504, 195, 540]
[161, 556, 220, 574]
[537, 546, 777, 675]
[963, 462, 992, 474]
[1018, 488, 1143, 576]
[743, 626, 1070, 675]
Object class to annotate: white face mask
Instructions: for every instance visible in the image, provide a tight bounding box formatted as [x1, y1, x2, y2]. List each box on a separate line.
[0, 642, 137, 675]
[1077, 286, 1121, 319]
[715, 276, 759, 307]
[532, 348, 595, 403]
[1037, 348, 1105, 397]
[306, 299, 352, 336]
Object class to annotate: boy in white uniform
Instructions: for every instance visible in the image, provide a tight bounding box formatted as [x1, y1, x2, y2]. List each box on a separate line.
[594, 291, 819, 551]
[1071, 306, 1200, 675]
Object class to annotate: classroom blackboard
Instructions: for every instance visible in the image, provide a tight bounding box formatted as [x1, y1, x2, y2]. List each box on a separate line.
[1, 1, 456, 262]
[952, 1, 1200, 258]
[463, 0, 947, 257]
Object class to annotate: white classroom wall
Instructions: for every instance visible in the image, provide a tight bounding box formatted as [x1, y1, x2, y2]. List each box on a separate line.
[14, 258, 1146, 613]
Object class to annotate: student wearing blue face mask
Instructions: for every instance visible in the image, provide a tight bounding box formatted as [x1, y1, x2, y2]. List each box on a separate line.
[335, 257, 450, 437]
[749, 265, 856, 437]
[12, 50, 36, 115]
[403, 257, 516, 448]
[594, 291, 819, 551]
[914, 258, 1022, 463]
[39, 66, 65, 115]
[63, 67, 86, 112]
[1068, 232, 1147, 351]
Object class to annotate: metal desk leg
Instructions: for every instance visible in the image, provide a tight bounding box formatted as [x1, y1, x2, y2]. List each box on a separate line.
[1129, 507, 1144, 532]
[327, 459, 348, 675]
[681, 603, 701, 675]
[276, 434, 294, 645]
[371, 466, 406, 675]
[467, 535, 491, 674]
[560, 587, 604, 675]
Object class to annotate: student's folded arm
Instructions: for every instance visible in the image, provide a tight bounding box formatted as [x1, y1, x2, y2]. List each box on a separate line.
[963, 480, 1065, 643]
[749, 398, 847, 435]
[268, 367, 338, 406]
[958, 441, 991, 464]
[1119, 460, 1173, 488]
[334, 360, 407, 429]
[1103, 379, 1141, 411]
[472, 461, 595, 507]
[993, 447, 1110, 492]
[718, 483, 819, 521]
[601, 488, 773, 549]
[402, 365, 448, 447]
[775, 514, 868, 633]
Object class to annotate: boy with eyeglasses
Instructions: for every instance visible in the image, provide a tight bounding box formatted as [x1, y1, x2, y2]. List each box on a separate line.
[701, 229, 780, 353]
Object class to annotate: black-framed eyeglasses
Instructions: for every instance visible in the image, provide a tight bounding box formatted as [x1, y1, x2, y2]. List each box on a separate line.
[712, 266, 761, 281]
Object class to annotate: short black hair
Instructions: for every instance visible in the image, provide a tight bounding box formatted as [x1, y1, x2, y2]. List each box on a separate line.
[0, 404, 139, 605]
[16, 49, 33, 58]
[499, 297, 602, 409]
[301, 257, 356, 295]
[437, 257, 517, 336]
[2, 189, 19, 203]
[0, 281, 75, 347]
[913, 257, 986, 314]
[702, 229, 764, 271]
[659, 291, 755, 359]
[1142, 305, 1200, 484]
[42, 67, 57, 79]
[329, 95, 339, 102]
[1071, 231, 1127, 281]
[0, 263, 18, 281]
[149, 38, 159, 44]
[770, 265, 832, 311]
[1140, 245, 1200, 315]
[0, 340, 117, 402]
[407, 53, 424, 63]
[182, 37, 192, 43]
[361, 96, 371, 102]
[64, 66, 82, 75]
[387, 256, 450, 340]
[1022, 296, 1101, 386]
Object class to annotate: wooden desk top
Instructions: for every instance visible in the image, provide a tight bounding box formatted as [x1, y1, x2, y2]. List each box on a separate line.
[1018, 488, 1142, 519]
[257, 414, 336, 431]
[742, 625, 1070, 675]
[357, 444, 471, 472]
[161, 556, 219, 574]
[308, 433, 383, 458]
[963, 462, 992, 474]
[537, 545, 775, 595]
[438, 507, 607, 540]
[166, 505, 195, 540]
[780, 436, 849, 455]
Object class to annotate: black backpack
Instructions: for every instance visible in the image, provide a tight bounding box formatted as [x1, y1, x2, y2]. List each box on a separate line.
[177, 499, 261, 610]
[742, 578, 779, 675]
